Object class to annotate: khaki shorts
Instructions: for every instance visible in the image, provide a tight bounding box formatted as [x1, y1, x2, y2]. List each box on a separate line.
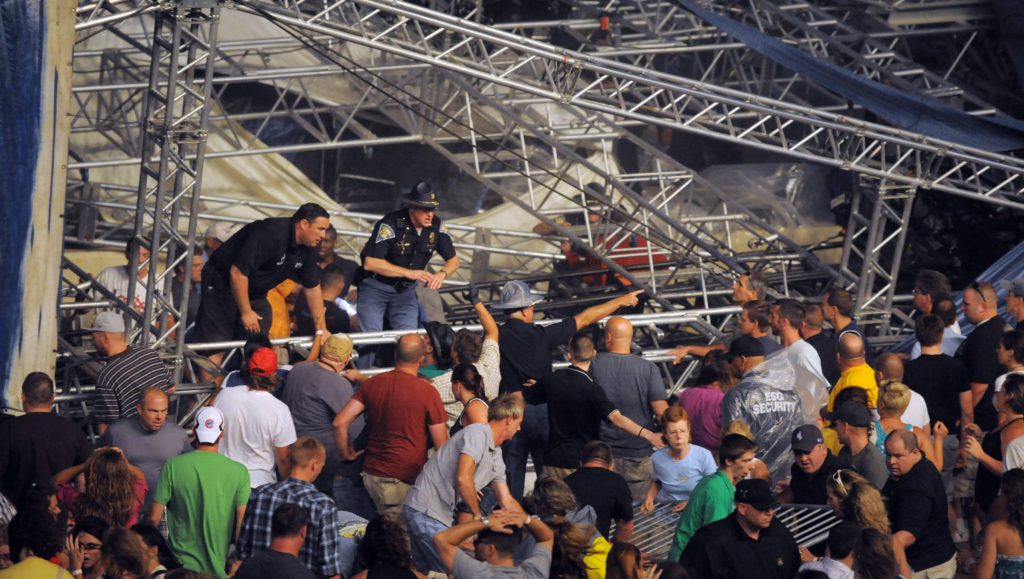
[953, 454, 978, 500]
[911, 554, 956, 579]
[362, 473, 411, 517]
[543, 466, 577, 480]
[614, 456, 654, 505]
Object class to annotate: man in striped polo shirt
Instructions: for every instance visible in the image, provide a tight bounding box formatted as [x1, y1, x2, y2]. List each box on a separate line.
[89, 311, 175, 434]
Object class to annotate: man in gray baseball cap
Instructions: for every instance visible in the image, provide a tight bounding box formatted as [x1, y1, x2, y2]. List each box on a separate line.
[494, 279, 643, 500]
[1001, 279, 1024, 332]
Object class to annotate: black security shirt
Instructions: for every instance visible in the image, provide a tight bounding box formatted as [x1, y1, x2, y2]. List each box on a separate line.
[882, 458, 956, 571]
[806, 331, 840, 385]
[789, 451, 842, 505]
[960, 316, 1009, 431]
[680, 513, 800, 579]
[207, 217, 321, 296]
[498, 317, 577, 394]
[564, 467, 633, 539]
[525, 366, 619, 468]
[903, 353, 969, 431]
[361, 209, 456, 277]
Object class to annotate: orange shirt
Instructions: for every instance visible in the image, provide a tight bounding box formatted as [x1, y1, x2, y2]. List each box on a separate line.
[267, 279, 298, 339]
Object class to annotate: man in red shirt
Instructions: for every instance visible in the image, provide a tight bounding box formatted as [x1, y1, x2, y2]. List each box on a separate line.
[333, 334, 448, 516]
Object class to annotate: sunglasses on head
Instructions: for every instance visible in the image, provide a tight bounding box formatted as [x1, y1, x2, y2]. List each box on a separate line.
[831, 469, 849, 497]
[970, 281, 988, 303]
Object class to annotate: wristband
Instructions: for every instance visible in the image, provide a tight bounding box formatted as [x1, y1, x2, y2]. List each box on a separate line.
[72, 571, 83, 577]
[637, 426, 645, 438]
[480, 516, 490, 527]
[525, 515, 533, 526]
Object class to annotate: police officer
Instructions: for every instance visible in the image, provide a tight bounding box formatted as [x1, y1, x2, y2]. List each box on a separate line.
[356, 182, 459, 368]
[194, 203, 330, 374]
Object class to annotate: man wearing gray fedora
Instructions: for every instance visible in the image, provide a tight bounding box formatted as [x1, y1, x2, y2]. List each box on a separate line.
[492, 280, 642, 500]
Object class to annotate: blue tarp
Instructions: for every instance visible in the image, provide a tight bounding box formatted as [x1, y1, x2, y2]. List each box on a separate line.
[673, 0, 1024, 153]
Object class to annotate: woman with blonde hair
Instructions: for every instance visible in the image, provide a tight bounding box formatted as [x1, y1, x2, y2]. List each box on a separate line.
[525, 476, 609, 579]
[52, 447, 147, 527]
[721, 420, 770, 482]
[826, 469, 912, 577]
[605, 542, 661, 579]
[876, 381, 945, 470]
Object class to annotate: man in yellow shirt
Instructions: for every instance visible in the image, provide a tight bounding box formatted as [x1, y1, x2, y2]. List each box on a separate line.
[0, 513, 73, 578]
[828, 331, 877, 411]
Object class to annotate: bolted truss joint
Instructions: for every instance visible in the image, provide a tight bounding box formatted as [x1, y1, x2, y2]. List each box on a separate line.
[146, 119, 209, 145]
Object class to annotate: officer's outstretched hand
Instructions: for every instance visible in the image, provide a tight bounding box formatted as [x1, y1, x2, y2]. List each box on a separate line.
[619, 289, 644, 307]
[404, 268, 435, 285]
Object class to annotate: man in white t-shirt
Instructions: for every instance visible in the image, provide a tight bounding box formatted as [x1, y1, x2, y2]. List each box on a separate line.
[876, 353, 930, 429]
[93, 237, 152, 313]
[432, 286, 502, 424]
[771, 299, 829, 422]
[213, 347, 298, 488]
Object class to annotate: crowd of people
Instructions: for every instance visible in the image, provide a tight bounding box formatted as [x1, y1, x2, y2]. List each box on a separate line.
[7, 190, 1024, 578]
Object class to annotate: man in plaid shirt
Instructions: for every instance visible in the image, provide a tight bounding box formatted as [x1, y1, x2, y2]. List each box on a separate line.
[237, 437, 343, 579]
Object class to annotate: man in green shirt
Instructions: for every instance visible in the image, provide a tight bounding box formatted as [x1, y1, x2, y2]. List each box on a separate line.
[668, 433, 757, 560]
[149, 407, 251, 578]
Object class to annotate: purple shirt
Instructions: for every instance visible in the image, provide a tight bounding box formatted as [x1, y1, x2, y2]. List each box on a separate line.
[677, 386, 725, 455]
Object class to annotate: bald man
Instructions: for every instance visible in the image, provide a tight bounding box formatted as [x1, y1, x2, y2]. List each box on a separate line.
[828, 332, 878, 411]
[876, 353, 930, 429]
[960, 281, 1008, 431]
[333, 333, 448, 516]
[590, 316, 670, 502]
[98, 386, 193, 513]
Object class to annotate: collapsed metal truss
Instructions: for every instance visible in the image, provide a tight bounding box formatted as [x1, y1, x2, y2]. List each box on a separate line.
[59, 0, 1021, 396]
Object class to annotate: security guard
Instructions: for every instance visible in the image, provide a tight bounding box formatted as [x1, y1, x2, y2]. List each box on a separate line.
[356, 181, 459, 367]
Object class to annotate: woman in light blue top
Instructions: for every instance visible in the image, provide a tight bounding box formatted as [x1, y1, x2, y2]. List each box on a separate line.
[641, 406, 716, 514]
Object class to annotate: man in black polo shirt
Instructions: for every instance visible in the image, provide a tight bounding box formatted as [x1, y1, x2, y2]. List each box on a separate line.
[680, 478, 800, 579]
[775, 424, 841, 505]
[526, 333, 664, 479]
[883, 429, 956, 577]
[194, 203, 329, 368]
[493, 280, 642, 500]
[960, 280, 1008, 431]
[564, 442, 635, 542]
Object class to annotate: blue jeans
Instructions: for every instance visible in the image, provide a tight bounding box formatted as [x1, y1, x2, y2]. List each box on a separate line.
[403, 505, 449, 574]
[334, 510, 367, 577]
[501, 403, 548, 501]
[355, 277, 421, 368]
[333, 476, 377, 521]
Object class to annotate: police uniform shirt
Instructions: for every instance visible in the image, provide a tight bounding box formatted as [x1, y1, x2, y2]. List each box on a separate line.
[361, 209, 456, 283]
[207, 217, 322, 296]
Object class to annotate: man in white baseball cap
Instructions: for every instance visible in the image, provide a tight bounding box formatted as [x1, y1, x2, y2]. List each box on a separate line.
[149, 406, 252, 577]
[204, 222, 235, 258]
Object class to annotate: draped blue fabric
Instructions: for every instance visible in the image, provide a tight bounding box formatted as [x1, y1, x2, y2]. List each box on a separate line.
[674, 0, 1024, 152]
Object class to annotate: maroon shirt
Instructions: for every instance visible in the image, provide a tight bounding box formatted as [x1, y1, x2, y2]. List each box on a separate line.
[354, 370, 447, 484]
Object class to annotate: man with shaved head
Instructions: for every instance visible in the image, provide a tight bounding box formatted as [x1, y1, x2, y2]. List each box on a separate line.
[98, 386, 192, 514]
[960, 280, 1008, 431]
[828, 331, 878, 411]
[883, 429, 956, 577]
[333, 333, 448, 516]
[590, 316, 670, 502]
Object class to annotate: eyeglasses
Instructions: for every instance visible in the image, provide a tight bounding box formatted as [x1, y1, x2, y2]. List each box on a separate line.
[831, 469, 848, 497]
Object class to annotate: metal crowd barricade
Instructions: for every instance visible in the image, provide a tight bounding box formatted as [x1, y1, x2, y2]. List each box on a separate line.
[621, 502, 841, 561]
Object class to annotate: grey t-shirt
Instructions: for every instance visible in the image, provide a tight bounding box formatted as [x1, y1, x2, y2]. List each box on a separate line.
[589, 353, 667, 459]
[452, 544, 551, 578]
[281, 361, 364, 476]
[98, 417, 192, 510]
[839, 442, 889, 490]
[404, 423, 505, 526]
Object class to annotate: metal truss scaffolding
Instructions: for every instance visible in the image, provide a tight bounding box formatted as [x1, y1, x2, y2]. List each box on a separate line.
[59, 0, 1022, 401]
